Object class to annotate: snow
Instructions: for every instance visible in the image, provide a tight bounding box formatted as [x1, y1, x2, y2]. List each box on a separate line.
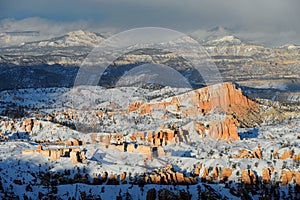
[0, 85, 299, 199]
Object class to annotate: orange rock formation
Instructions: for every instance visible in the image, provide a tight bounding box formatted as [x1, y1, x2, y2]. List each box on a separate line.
[241, 169, 257, 185]
[126, 82, 259, 140]
[22, 145, 86, 164]
[128, 82, 259, 117]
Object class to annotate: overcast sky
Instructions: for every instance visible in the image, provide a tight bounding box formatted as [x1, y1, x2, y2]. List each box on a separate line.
[1, 0, 300, 45]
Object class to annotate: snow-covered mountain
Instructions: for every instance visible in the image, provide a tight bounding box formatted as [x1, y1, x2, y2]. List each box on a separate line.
[25, 30, 104, 48]
[205, 35, 243, 46]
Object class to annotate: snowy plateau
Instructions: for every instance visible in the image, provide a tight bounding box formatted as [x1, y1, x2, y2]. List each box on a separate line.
[0, 30, 299, 200]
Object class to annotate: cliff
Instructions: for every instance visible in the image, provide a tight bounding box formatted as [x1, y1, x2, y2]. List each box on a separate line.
[126, 82, 260, 140]
[132, 82, 259, 118]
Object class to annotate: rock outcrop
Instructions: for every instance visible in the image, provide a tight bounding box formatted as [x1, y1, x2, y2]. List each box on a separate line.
[126, 82, 260, 140]
[281, 170, 300, 186]
[21, 118, 34, 132]
[241, 169, 257, 185]
[232, 148, 263, 159]
[194, 162, 300, 187]
[22, 145, 86, 164]
[204, 116, 240, 140]
[220, 168, 233, 181]
[54, 138, 85, 146]
[262, 168, 272, 184]
[199, 166, 233, 183]
[144, 165, 197, 185]
[129, 82, 259, 119]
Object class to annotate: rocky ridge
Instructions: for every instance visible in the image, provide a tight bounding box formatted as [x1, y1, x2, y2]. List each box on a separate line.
[0, 31, 299, 97]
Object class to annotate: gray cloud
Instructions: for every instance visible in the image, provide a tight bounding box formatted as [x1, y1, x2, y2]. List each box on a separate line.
[0, 18, 89, 33]
[0, 0, 299, 45]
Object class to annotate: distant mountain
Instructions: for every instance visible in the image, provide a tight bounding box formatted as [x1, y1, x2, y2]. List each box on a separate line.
[191, 26, 256, 46]
[0, 30, 105, 67]
[25, 30, 104, 48]
[0, 29, 105, 48]
[205, 35, 243, 46]
[0, 28, 299, 100]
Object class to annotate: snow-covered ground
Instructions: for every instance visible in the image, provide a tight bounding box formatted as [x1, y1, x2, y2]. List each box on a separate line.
[0, 86, 299, 199]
